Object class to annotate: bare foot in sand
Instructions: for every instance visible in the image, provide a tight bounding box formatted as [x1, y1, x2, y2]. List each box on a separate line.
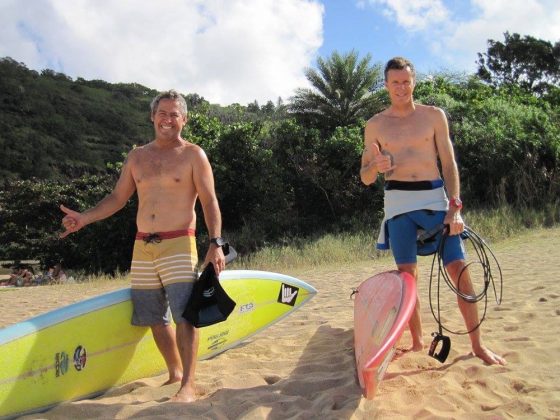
[393, 342, 425, 359]
[169, 385, 197, 403]
[163, 377, 182, 386]
[393, 347, 411, 360]
[411, 342, 424, 352]
[162, 371, 182, 386]
[472, 346, 507, 365]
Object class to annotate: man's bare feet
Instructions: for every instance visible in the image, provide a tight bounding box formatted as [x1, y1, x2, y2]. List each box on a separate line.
[393, 347, 412, 360]
[393, 342, 425, 360]
[472, 346, 507, 365]
[169, 385, 196, 403]
[162, 370, 183, 386]
[162, 376, 182, 386]
[411, 342, 424, 352]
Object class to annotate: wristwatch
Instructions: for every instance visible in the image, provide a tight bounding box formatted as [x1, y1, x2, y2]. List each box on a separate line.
[210, 237, 227, 247]
[449, 197, 463, 210]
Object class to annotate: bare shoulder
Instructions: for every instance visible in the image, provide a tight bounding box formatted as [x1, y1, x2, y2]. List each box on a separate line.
[365, 111, 387, 135]
[130, 142, 160, 164]
[183, 141, 206, 157]
[181, 141, 211, 169]
[366, 110, 389, 126]
[122, 145, 144, 166]
[417, 103, 447, 120]
[131, 142, 153, 155]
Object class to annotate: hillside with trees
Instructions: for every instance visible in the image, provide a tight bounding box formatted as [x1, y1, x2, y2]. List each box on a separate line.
[0, 57, 156, 180]
[1, 33, 558, 274]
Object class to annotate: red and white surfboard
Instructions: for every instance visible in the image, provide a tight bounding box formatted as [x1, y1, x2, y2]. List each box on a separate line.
[354, 270, 416, 399]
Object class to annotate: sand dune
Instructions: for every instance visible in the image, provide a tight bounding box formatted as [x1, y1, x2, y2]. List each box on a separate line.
[3, 227, 559, 419]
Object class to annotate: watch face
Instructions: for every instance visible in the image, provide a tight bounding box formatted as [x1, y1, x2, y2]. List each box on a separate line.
[211, 237, 226, 247]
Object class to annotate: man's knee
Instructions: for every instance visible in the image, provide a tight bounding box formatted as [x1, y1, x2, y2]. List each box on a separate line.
[397, 263, 417, 278]
[444, 259, 467, 276]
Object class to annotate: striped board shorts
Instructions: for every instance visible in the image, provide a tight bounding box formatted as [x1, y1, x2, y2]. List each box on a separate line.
[130, 229, 198, 289]
[129, 229, 198, 326]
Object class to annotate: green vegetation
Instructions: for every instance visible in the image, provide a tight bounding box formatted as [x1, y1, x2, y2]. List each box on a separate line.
[1, 32, 559, 274]
[477, 32, 560, 95]
[232, 205, 559, 272]
[289, 50, 384, 132]
[0, 58, 156, 180]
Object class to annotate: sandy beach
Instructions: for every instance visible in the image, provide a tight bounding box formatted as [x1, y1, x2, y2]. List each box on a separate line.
[2, 227, 559, 419]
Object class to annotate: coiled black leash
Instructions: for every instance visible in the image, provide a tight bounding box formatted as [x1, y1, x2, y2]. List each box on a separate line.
[417, 224, 503, 363]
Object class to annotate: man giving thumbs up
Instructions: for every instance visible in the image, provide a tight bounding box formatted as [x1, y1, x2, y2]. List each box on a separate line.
[359, 57, 505, 366]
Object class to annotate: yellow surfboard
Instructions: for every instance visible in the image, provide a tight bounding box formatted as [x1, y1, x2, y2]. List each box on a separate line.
[0, 270, 316, 418]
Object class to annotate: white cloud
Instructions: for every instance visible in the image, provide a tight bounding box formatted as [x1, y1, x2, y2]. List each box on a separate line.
[362, 0, 560, 73]
[439, 0, 560, 71]
[355, 0, 560, 73]
[367, 0, 449, 31]
[0, 0, 324, 105]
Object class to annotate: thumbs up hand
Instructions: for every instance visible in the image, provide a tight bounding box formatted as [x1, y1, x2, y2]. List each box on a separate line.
[370, 143, 396, 174]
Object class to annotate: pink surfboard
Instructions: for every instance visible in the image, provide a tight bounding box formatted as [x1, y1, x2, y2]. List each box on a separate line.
[354, 270, 416, 399]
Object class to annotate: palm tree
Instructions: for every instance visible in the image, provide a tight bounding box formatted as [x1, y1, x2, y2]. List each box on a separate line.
[289, 50, 383, 132]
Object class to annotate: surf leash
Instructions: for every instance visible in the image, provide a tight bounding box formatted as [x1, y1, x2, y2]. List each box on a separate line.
[418, 224, 503, 363]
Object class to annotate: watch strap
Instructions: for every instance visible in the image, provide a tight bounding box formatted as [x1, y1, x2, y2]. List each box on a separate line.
[210, 237, 226, 247]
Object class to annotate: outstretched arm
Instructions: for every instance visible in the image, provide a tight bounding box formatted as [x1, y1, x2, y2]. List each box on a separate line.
[60, 153, 137, 238]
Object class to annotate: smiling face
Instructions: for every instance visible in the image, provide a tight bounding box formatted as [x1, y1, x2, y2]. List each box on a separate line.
[385, 66, 415, 107]
[151, 98, 187, 142]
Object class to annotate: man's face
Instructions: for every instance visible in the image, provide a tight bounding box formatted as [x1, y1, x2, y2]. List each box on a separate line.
[151, 98, 187, 139]
[385, 67, 415, 105]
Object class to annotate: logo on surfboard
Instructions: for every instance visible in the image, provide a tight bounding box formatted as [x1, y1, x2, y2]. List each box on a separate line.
[55, 351, 69, 377]
[73, 345, 87, 371]
[277, 283, 299, 306]
[207, 330, 230, 351]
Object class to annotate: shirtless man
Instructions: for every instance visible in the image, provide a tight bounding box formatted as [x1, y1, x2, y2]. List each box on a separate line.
[360, 57, 506, 365]
[59, 90, 226, 401]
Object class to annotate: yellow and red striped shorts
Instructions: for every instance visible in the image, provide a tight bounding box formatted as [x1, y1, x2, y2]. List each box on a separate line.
[129, 229, 198, 290]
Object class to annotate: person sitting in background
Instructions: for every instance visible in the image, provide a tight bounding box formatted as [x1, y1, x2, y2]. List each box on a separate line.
[52, 263, 67, 284]
[10, 266, 33, 287]
[8, 267, 22, 286]
[33, 266, 54, 285]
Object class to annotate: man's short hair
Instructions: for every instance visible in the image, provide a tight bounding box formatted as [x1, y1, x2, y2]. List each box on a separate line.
[150, 89, 188, 118]
[384, 57, 415, 81]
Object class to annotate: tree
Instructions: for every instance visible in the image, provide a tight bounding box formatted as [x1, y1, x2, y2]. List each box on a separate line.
[476, 32, 560, 94]
[289, 50, 383, 132]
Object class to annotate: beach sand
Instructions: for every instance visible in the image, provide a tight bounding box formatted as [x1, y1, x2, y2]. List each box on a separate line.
[2, 227, 559, 419]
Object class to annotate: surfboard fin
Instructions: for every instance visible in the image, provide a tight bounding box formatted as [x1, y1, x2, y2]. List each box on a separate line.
[428, 332, 451, 363]
[224, 245, 237, 265]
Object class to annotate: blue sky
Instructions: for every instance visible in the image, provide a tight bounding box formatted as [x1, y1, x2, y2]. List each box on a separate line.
[320, 0, 466, 73]
[319, 0, 558, 77]
[0, 0, 558, 105]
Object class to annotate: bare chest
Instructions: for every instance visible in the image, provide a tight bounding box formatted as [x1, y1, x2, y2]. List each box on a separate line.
[133, 150, 192, 188]
[376, 115, 437, 161]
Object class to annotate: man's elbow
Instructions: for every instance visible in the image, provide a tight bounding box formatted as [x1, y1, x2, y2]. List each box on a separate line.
[109, 193, 131, 211]
[200, 197, 221, 213]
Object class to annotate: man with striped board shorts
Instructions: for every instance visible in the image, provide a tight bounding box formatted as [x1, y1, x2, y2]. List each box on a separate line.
[60, 90, 226, 402]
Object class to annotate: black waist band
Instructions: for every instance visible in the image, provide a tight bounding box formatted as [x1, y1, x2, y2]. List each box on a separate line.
[385, 179, 444, 191]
